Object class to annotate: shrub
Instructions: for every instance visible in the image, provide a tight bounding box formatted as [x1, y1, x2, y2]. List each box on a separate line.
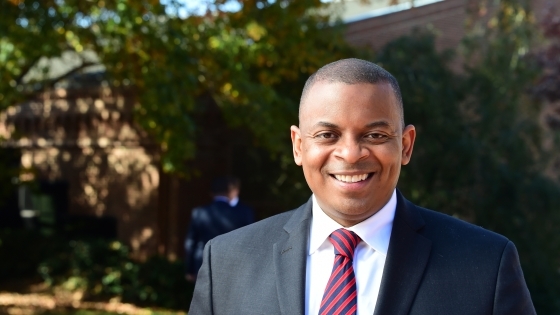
[38, 238, 194, 311]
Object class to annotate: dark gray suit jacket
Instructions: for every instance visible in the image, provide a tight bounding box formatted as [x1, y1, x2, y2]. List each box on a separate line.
[189, 191, 536, 315]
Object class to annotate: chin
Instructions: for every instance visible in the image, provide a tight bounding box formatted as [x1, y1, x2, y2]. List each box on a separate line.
[332, 198, 373, 216]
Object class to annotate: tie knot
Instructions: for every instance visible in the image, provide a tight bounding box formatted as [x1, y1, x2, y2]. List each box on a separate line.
[329, 229, 361, 259]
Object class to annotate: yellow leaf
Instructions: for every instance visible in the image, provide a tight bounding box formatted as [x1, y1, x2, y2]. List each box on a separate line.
[222, 83, 232, 93]
[246, 21, 267, 41]
[209, 37, 221, 49]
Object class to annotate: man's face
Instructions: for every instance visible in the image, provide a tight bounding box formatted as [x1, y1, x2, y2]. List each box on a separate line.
[291, 82, 415, 227]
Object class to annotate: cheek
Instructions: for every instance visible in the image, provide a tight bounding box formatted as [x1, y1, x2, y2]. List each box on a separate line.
[375, 145, 402, 169]
[302, 144, 329, 169]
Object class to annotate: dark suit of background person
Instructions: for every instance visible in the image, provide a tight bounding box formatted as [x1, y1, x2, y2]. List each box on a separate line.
[189, 59, 536, 315]
[184, 177, 255, 279]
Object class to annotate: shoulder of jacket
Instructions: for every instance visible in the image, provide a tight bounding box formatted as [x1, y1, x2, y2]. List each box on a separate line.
[210, 209, 297, 246]
[415, 206, 510, 246]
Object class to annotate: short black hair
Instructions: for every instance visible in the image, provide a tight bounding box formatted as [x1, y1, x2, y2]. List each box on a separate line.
[211, 176, 240, 195]
[299, 58, 404, 127]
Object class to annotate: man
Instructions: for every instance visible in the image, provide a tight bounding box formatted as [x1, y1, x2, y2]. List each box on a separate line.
[184, 176, 254, 281]
[189, 59, 535, 314]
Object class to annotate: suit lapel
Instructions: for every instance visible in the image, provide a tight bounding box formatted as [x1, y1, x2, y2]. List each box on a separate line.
[274, 199, 312, 315]
[373, 191, 432, 315]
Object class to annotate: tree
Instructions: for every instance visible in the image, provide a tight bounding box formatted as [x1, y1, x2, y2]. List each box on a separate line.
[0, 0, 358, 177]
[376, 1, 560, 312]
[462, 3, 560, 311]
[533, 6, 560, 125]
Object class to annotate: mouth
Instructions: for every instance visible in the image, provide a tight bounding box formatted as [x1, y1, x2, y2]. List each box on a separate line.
[330, 173, 372, 183]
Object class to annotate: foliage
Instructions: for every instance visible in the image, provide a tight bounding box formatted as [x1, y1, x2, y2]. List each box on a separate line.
[462, 2, 560, 311]
[39, 238, 194, 311]
[0, 228, 194, 311]
[533, 7, 560, 103]
[0, 0, 358, 175]
[0, 228, 63, 282]
[0, 148, 19, 208]
[376, 1, 560, 312]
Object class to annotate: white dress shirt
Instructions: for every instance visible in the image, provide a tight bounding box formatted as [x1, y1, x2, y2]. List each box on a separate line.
[305, 189, 396, 315]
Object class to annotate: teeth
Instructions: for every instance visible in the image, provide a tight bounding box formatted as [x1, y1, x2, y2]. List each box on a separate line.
[334, 174, 369, 183]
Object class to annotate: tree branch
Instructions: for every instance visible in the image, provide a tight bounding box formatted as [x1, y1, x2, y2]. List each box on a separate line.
[15, 56, 42, 85]
[43, 61, 99, 89]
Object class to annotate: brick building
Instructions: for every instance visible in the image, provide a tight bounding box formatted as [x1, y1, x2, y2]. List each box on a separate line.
[343, 0, 557, 52]
[0, 72, 161, 259]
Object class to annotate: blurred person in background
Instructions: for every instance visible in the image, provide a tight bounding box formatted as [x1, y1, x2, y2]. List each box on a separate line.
[184, 176, 254, 282]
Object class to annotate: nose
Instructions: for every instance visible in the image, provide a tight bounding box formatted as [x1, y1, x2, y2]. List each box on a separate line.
[334, 137, 369, 164]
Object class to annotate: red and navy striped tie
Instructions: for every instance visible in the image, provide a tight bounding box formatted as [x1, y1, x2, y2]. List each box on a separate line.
[319, 229, 361, 315]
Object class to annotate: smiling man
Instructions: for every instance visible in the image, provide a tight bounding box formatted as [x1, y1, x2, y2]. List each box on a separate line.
[189, 59, 536, 315]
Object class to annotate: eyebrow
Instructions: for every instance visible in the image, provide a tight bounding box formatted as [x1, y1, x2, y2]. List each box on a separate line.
[365, 121, 393, 129]
[312, 121, 338, 129]
[311, 121, 393, 129]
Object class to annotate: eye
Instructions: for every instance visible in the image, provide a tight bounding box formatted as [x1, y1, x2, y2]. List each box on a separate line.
[366, 133, 388, 140]
[315, 132, 338, 139]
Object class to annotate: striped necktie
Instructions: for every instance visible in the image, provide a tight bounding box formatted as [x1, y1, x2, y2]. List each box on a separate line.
[319, 228, 361, 315]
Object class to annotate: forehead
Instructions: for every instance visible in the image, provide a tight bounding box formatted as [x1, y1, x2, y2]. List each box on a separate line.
[299, 82, 401, 129]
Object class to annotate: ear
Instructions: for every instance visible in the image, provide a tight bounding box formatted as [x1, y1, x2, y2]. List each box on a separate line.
[401, 124, 416, 165]
[290, 125, 303, 166]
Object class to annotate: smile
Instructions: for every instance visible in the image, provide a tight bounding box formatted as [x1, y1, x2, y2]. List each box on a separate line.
[332, 173, 371, 183]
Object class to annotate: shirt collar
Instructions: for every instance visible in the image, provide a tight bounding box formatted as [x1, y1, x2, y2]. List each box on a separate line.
[229, 196, 239, 207]
[309, 189, 396, 256]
